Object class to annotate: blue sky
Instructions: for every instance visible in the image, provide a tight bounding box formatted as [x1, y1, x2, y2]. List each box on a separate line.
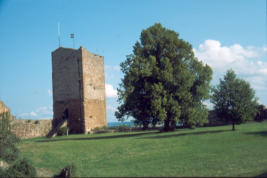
[0, 0, 266, 122]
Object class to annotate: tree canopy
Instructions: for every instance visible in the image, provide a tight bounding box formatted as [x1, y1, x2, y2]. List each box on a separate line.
[211, 69, 258, 130]
[115, 23, 212, 131]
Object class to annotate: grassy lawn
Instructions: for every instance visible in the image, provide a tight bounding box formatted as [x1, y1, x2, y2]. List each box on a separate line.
[18, 121, 267, 177]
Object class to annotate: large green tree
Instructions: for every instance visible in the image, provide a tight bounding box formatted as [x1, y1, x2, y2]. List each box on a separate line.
[115, 23, 212, 131]
[211, 69, 258, 130]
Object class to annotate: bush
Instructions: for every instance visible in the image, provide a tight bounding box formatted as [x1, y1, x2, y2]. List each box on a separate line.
[5, 158, 37, 178]
[0, 144, 19, 164]
[0, 167, 6, 177]
[91, 126, 110, 134]
[34, 120, 40, 124]
[54, 164, 75, 178]
[0, 113, 36, 177]
[117, 125, 130, 132]
[0, 113, 20, 163]
[57, 126, 68, 136]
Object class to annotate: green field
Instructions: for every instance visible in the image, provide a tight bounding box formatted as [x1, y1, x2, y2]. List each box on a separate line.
[18, 121, 267, 177]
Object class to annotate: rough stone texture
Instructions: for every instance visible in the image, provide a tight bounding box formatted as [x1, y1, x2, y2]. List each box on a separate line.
[52, 47, 107, 134]
[0, 100, 10, 114]
[11, 120, 52, 139]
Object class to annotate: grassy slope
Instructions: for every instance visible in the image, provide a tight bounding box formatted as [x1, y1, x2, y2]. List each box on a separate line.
[18, 121, 267, 177]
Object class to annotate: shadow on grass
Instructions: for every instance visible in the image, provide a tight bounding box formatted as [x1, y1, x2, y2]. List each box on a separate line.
[244, 131, 267, 137]
[35, 128, 233, 143]
[139, 129, 232, 139]
[35, 131, 159, 143]
[255, 171, 267, 177]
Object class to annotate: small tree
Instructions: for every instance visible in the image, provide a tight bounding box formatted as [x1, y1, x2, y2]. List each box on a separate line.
[0, 112, 37, 177]
[0, 112, 19, 163]
[211, 69, 258, 130]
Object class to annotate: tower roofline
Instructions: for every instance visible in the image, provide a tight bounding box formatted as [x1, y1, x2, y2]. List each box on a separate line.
[52, 46, 104, 58]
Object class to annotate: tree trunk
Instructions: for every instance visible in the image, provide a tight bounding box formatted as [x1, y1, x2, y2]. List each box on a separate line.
[164, 120, 170, 131]
[143, 122, 149, 130]
[232, 122, 235, 131]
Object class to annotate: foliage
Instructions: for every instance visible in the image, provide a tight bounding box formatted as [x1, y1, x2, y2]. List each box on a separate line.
[116, 23, 212, 131]
[91, 126, 110, 134]
[54, 164, 75, 178]
[57, 126, 68, 136]
[0, 112, 36, 177]
[205, 110, 227, 127]
[211, 69, 258, 130]
[5, 158, 37, 178]
[0, 167, 6, 178]
[117, 124, 130, 132]
[34, 120, 40, 124]
[18, 122, 267, 177]
[254, 104, 267, 122]
[0, 112, 20, 163]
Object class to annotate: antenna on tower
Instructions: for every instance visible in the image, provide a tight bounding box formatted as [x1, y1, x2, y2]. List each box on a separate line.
[70, 33, 75, 48]
[58, 22, 61, 47]
[266, 0, 267, 46]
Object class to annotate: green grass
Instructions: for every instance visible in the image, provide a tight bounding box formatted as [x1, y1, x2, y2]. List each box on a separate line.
[18, 121, 267, 177]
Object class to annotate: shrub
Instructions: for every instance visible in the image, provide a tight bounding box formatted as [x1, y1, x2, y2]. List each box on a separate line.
[0, 113, 20, 163]
[57, 126, 68, 136]
[54, 164, 75, 178]
[5, 158, 37, 178]
[34, 120, 40, 124]
[0, 167, 6, 177]
[92, 126, 110, 134]
[117, 124, 130, 132]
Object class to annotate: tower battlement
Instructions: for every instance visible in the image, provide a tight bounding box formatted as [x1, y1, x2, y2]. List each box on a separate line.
[52, 46, 107, 134]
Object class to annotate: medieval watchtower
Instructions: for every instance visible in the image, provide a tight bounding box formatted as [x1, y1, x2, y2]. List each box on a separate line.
[51, 47, 107, 134]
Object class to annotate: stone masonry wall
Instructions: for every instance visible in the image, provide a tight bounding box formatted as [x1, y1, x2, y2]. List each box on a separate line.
[52, 47, 84, 133]
[81, 48, 107, 132]
[52, 47, 107, 134]
[11, 120, 52, 139]
[0, 100, 10, 114]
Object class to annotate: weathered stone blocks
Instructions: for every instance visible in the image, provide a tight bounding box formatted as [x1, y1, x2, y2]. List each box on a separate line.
[52, 47, 107, 134]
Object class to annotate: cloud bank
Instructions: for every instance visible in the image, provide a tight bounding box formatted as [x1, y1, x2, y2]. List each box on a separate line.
[194, 40, 267, 91]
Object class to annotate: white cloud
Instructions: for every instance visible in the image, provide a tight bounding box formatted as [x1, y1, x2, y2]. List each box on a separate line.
[48, 89, 52, 97]
[107, 105, 117, 112]
[194, 39, 267, 91]
[105, 84, 117, 98]
[19, 106, 53, 119]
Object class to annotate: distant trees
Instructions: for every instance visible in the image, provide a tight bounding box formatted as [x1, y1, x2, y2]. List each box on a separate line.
[115, 23, 212, 131]
[254, 104, 267, 122]
[211, 69, 258, 130]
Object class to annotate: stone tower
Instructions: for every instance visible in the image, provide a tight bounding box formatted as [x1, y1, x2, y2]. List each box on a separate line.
[51, 47, 107, 134]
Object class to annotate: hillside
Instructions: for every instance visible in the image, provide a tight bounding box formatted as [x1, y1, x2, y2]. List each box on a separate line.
[18, 121, 267, 177]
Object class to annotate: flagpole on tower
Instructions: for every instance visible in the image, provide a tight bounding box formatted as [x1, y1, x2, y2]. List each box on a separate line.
[58, 22, 61, 47]
[70, 33, 75, 48]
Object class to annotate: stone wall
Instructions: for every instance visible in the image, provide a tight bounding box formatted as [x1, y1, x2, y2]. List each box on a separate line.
[0, 101, 51, 139]
[11, 119, 52, 139]
[81, 48, 107, 132]
[0, 100, 10, 114]
[52, 47, 107, 134]
[52, 47, 84, 133]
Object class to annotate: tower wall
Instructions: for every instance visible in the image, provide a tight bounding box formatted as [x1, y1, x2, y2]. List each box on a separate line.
[52, 48, 84, 133]
[81, 49, 107, 132]
[51, 47, 107, 134]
